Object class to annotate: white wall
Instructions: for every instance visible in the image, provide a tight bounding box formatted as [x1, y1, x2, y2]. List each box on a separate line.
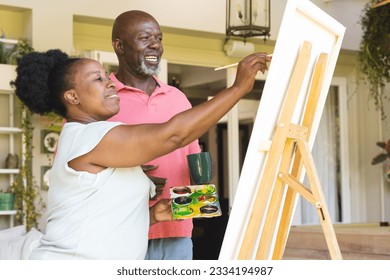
[319, 0, 369, 50]
[0, 0, 369, 52]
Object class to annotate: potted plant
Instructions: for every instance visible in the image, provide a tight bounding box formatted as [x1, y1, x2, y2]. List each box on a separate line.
[0, 40, 7, 64]
[0, 189, 15, 211]
[0, 38, 34, 65]
[358, 1, 390, 119]
[371, 138, 390, 182]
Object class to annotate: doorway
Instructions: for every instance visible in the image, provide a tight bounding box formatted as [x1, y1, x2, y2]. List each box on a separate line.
[192, 122, 253, 260]
[168, 62, 263, 259]
[294, 77, 351, 225]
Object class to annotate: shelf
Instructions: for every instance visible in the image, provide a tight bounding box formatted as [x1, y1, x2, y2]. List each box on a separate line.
[0, 169, 20, 174]
[0, 127, 22, 133]
[0, 210, 17, 227]
[0, 90, 14, 95]
[0, 210, 17, 216]
[0, 38, 18, 45]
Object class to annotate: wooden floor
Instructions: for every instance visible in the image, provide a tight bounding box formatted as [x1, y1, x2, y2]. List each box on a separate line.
[283, 223, 390, 260]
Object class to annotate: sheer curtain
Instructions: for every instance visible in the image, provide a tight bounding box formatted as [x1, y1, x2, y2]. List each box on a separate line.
[301, 87, 340, 224]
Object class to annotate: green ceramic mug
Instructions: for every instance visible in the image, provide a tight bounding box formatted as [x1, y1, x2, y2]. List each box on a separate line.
[187, 151, 213, 184]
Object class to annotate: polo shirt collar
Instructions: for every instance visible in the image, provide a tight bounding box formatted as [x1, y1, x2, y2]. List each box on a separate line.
[109, 73, 171, 96]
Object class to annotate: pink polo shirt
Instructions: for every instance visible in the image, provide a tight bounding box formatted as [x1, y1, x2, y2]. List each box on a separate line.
[108, 73, 201, 239]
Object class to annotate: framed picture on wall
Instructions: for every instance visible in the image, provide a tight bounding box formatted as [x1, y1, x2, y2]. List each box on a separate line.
[41, 165, 51, 190]
[41, 130, 59, 154]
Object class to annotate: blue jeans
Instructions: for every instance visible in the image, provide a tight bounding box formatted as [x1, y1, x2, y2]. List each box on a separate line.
[145, 237, 193, 260]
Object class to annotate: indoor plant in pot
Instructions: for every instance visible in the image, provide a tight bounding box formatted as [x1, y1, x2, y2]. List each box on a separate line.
[0, 189, 15, 211]
[371, 138, 390, 182]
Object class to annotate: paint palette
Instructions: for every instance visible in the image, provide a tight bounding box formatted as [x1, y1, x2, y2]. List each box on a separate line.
[170, 184, 222, 219]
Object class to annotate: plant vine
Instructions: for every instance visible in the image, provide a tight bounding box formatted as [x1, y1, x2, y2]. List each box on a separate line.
[10, 105, 46, 231]
[358, 0, 390, 119]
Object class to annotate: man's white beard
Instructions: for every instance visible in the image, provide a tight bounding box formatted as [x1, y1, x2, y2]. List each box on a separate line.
[138, 60, 160, 76]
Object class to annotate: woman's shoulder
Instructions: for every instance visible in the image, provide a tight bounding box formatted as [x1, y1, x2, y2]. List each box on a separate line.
[57, 121, 125, 161]
[63, 121, 124, 130]
[61, 121, 124, 142]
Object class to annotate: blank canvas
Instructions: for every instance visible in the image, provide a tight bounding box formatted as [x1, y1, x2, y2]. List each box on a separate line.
[219, 0, 345, 259]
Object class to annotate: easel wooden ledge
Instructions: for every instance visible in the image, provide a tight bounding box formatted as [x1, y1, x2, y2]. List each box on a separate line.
[237, 41, 342, 260]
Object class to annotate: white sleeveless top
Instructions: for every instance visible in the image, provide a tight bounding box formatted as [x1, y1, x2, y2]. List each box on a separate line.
[30, 121, 155, 260]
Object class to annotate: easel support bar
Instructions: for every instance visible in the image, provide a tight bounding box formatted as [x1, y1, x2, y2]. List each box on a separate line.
[278, 172, 317, 206]
[297, 138, 343, 259]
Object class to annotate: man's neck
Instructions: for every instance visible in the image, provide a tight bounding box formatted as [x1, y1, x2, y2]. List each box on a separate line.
[115, 71, 157, 96]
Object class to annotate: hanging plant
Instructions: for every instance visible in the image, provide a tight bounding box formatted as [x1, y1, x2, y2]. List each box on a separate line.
[358, 0, 390, 119]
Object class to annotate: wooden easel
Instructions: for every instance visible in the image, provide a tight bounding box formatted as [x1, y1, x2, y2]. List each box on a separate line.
[237, 41, 342, 260]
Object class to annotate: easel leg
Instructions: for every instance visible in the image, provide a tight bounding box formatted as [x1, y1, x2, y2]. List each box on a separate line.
[272, 188, 298, 259]
[273, 53, 331, 259]
[255, 138, 296, 259]
[237, 41, 312, 259]
[297, 139, 342, 260]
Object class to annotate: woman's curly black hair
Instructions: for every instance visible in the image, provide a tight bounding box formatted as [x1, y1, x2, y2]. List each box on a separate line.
[11, 49, 82, 117]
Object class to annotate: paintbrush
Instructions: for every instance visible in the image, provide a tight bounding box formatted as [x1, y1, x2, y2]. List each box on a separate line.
[214, 53, 273, 71]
